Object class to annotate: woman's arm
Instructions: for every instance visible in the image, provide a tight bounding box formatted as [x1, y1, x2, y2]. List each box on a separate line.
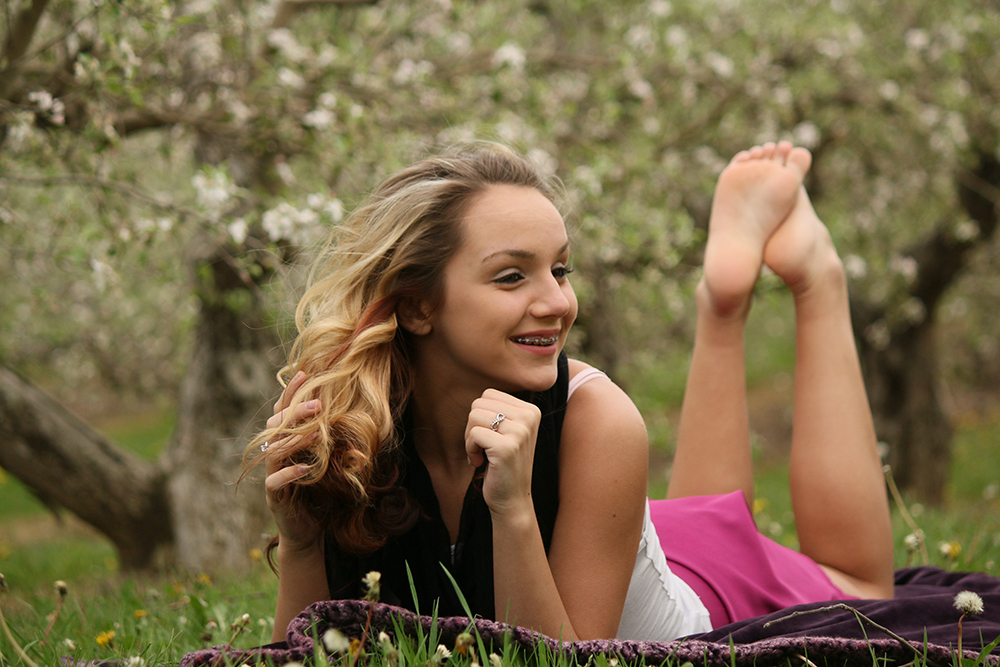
[271, 540, 330, 642]
[471, 364, 648, 640]
[263, 371, 332, 641]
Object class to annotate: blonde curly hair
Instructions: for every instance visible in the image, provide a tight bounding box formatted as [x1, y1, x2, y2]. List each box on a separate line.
[247, 142, 560, 555]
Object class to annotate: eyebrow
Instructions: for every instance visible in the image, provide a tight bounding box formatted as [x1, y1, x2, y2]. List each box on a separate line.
[483, 241, 570, 263]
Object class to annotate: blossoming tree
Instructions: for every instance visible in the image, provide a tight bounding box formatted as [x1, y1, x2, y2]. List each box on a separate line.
[1, 0, 998, 570]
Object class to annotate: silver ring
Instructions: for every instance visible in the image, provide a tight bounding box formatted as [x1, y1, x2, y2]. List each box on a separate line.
[490, 413, 505, 431]
[260, 441, 270, 453]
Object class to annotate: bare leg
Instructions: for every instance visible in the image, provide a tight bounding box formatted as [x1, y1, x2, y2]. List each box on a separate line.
[764, 190, 894, 599]
[669, 142, 811, 506]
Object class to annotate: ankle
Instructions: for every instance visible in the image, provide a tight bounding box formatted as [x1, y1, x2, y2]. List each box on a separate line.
[790, 251, 848, 308]
[696, 278, 752, 324]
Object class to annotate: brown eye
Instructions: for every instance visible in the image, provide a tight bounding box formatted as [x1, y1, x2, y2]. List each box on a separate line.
[493, 271, 525, 285]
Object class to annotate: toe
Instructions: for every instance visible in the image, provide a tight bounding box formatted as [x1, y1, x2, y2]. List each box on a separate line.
[775, 141, 793, 164]
[787, 147, 813, 175]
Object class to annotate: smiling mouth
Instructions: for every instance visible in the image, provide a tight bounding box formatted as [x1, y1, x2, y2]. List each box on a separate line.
[511, 335, 559, 346]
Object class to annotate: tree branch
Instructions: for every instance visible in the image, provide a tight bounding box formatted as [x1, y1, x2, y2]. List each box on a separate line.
[0, 365, 173, 569]
[0, 0, 49, 99]
[270, 0, 380, 30]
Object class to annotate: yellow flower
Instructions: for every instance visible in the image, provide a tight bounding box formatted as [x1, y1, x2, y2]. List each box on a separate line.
[134, 609, 148, 619]
[454, 632, 475, 656]
[249, 548, 263, 562]
[197, 573, 212, 586]
[938, 540, 962, 560]
[96, 629, 116, 648]
[752, 498, 769, 515]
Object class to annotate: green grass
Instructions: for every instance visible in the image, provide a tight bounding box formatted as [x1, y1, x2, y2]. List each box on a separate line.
[3, 401, 1000, 665]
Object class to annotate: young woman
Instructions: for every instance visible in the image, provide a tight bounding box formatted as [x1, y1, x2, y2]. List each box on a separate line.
[249, 141, 894, 644]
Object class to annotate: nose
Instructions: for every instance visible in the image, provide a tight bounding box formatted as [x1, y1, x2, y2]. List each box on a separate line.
[529, 274, 572, 320]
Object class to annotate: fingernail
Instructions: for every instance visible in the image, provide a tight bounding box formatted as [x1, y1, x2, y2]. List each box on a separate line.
[294, 370, 306, 381]
[304, 400, 320, 411]
[296, 465, 310, 475]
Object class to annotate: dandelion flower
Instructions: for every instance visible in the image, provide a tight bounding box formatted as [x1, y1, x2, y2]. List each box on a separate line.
[454, 631, 475, 655]
[323, 628, 350, 653]
[954, 591, 984, 615]
[362, 571, 381, 601]
[54, 580, 68, 597]
[134, 609, 148, 619]
[489, 653, 503, 667]
[904, 534, 922, 551]
[96, 629, 116, 648]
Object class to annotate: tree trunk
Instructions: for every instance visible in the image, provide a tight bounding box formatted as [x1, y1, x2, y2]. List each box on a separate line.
[853, 311, 952, 504]
[851, 151, 999, 504]
[164, 251, 278, 573]
[0, 367, 173, 570]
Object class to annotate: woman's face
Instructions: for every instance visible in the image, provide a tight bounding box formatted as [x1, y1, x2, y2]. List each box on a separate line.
[416, 184, 578, 394]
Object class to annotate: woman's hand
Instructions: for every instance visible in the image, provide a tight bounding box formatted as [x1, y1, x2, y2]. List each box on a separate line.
[465, 388, 541, 516]
[263, 371, 323, 554]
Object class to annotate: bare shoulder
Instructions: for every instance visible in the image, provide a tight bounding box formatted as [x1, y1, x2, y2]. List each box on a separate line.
[562, 358, 648, 476]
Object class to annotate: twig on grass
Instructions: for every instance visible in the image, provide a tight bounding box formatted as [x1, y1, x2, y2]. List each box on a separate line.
[762, 603, 942, 667]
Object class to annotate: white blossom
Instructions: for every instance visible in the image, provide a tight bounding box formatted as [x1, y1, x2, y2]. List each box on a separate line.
[493, 42, 526, 71]
[27, 90, 66, 125]
[393, 58, 434, 85]
[192, 170, 238, 216]
[704, 52, 734, 79]
[889, 255, 918, 283]
[263, 203, 322, 245]
[303, 108, 335, 129]
[628, 78, 654, 101]
[187, 32, 222, 69]
[815, 39, 842, 59]
[954, 220, 979, 242]
[879, 80, 900, 101]
[843, 254, 867, 279]
[793, 121, 821, 149]
[649, 0, 672, 17]
[905, 28, 930, 51]
[447, 32, 472, 55]
[228, 218, 248, 244]
[267, 29, 311, 63]
[277, 67, 306, 90]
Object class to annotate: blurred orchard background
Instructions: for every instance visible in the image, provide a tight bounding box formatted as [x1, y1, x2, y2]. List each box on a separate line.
[1, 0, 1000, 578]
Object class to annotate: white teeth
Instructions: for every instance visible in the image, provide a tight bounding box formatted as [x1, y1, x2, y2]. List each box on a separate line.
[512, 336, 558, 346]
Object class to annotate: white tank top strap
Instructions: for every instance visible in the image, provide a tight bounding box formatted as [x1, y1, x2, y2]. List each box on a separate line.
[567, 367, 609, 399]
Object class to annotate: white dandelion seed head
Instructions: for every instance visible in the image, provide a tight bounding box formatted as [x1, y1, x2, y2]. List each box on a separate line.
[954, 591, 984, 615]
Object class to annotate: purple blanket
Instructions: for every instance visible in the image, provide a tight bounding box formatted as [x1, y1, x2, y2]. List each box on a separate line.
[174, 567, 1000, 667]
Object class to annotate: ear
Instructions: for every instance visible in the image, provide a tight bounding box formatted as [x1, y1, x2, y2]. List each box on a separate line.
[397, 298, 433, 335]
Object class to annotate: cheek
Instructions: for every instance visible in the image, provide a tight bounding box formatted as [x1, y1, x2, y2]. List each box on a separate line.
[565, 286, 579, 327]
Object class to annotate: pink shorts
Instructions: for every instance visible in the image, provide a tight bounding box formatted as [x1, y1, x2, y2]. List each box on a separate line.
[650, 491, 853, 627]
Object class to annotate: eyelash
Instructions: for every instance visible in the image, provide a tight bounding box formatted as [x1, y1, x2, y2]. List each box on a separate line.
[493, 266, 574, 285]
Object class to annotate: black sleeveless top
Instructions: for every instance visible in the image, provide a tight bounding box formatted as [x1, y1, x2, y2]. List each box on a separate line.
[324, 353, 569, 619]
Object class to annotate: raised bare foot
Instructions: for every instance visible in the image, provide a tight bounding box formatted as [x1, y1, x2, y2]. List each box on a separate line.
[703, 141, 812, 316]
[763, 186, 839, 295]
